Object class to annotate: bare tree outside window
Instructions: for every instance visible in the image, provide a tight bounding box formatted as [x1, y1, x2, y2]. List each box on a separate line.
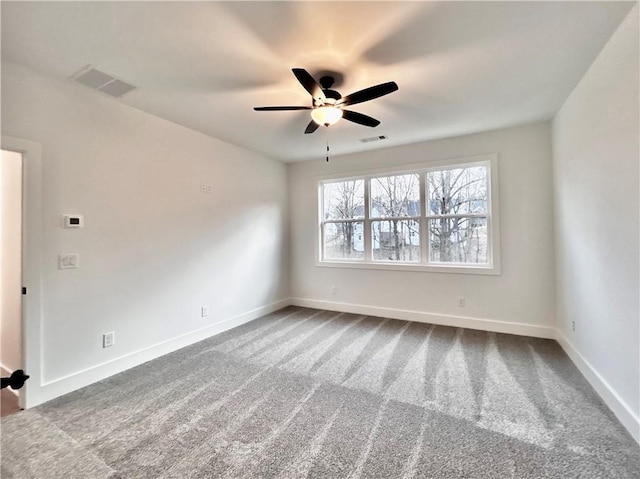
[370, 174, 420, 262]
[427, 166, 488, 263]
[322, 180, 364, 260]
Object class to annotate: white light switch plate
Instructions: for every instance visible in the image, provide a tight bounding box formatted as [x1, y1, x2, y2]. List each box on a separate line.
[58, 254, 79, 269]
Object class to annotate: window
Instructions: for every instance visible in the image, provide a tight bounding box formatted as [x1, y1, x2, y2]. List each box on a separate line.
[318, 155, 500, 274]
[426, 165, 488, 264]
[370, 173, 421, 262]
[321, 179, 364, 260]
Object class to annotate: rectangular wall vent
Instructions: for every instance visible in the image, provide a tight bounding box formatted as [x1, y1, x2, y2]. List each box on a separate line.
[72, 66, 137, 98]
[360, 135, 387, 143]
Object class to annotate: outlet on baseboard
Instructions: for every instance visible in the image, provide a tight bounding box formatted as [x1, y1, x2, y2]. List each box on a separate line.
[201, 305, 209, 317]
[330, 286, 337, 295]
[103, 332, 115, 348]
[572, 321, 575, 332]
[457, 297, 466, 307]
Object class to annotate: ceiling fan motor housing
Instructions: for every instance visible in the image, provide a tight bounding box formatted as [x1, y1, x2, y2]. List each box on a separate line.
[315, 88, 341, 106]
[318, 75, 336, 89]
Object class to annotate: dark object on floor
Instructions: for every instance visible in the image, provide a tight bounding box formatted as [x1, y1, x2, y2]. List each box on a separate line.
[1, 370, 29, 390]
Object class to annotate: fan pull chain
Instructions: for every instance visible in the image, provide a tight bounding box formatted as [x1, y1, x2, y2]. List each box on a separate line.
[324, 126, 330, 162]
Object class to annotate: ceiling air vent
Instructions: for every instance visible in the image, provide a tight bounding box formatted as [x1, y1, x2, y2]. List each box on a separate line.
[71, 66, 137, 98]
[360, 135, 387, 143]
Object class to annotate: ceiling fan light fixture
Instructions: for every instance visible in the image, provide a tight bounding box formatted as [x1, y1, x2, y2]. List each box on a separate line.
[311, 106, 343, 127]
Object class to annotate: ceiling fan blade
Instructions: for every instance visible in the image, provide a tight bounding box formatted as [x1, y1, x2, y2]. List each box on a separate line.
[292, 68, 326, 105]
[254, 106, 312, 111]
[337, 81, 398, 107]
[342, 110, 381, 127]
[304, 120, 320, 134]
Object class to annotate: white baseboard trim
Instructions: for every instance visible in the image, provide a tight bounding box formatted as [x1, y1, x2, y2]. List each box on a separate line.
[290, 298, 556, 339]
[23, 296, 639, 446]
[31, 299, 291, 407]
[292, 298, 638, 443]
[0, 362, 20, 397]
[555, 330, 640, 445]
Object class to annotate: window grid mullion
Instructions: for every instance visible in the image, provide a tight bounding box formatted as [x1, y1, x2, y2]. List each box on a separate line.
[420, 173, 428, 265]
[364, 177, 372, 261]
[369, 215, 422, 222]
[425, 213, 488, 220]
[321, 218, 362, 225]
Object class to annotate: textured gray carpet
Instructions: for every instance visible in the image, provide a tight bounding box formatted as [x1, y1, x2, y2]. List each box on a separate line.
[2, 306, 639, 478]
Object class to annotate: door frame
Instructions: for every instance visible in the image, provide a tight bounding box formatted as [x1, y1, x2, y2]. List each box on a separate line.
[2, 136, 43, 409]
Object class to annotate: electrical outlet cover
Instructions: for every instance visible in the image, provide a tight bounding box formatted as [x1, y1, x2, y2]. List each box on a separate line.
[103, 332, 115, 348]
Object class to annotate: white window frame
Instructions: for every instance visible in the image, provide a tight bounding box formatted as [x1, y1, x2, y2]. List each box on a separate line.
[316, 154, 501, 275]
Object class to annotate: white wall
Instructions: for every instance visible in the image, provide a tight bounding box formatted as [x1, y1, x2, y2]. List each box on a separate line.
[288, 122, 556, 336]
[1, 149, 23, 373]
[1, 62, 289, 405]
[552, 4, 639, 440]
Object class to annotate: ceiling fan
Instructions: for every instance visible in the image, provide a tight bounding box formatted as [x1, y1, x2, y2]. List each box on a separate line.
[254, 68, 399, 134]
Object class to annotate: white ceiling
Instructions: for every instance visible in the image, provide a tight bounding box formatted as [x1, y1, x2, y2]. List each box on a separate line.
[1, 1, 634, 162]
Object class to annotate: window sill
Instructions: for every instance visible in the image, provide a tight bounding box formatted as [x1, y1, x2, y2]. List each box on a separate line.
[316, 260, 500, 276]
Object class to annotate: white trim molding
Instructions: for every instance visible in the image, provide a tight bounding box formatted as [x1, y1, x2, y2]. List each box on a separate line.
[555, 330, 640, 445]
[2, 136, 43, 409]
[289, 297, 555, 339]
[29, 299, 290, 407]
[290, 298, 638, 443]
